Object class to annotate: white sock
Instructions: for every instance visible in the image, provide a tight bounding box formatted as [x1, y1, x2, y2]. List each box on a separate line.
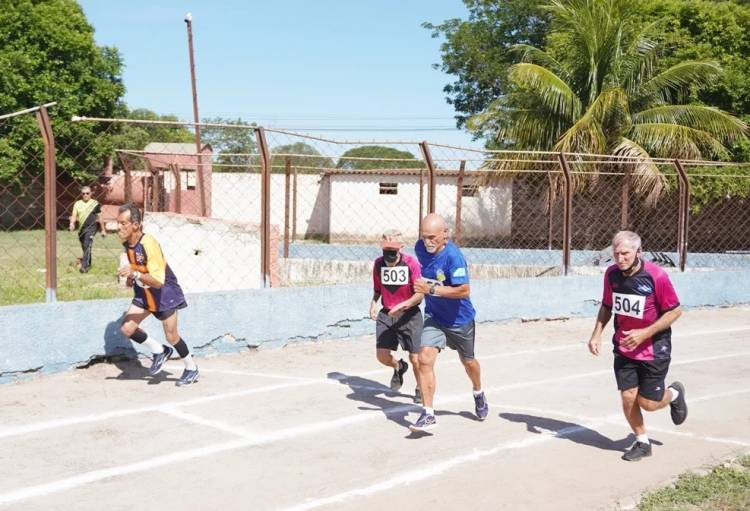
[670, 388, 680, 402]
[182, 354, 197, 371]
[424, 407, 434, 416]
[143, 337, 165, 355]
[636, 434, 650, 444]
[473, 389, 483, 397]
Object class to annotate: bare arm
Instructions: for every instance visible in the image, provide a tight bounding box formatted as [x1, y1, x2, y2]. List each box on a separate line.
[620, 307, 682, 350]
[369, 292, 381, 320]
[587, 305, 612, 356]
[414, 278, 470, 299]
[387, 292, 424, 318]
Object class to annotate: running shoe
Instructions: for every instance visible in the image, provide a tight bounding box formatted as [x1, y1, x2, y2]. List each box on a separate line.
[390, 359, 408, 391]
[149, 345, 174, 376]
[409, 410, 437, 432]
[176, 368, 200, 387]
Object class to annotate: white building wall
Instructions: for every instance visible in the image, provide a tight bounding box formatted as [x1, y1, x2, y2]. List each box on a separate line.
[328, 175, 424, 241]
[434, 176, 513, 238]
[210, 173, 329, 238]
[208, 173, 512, 243]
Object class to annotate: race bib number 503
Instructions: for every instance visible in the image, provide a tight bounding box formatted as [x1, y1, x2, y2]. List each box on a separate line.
[612, 292, 645, 319]
[381, 266, 408, 286]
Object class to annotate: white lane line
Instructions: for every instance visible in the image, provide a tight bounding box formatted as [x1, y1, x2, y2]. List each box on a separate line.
[278, 389, 750, 511]
[162, 365, 318, 381]
[0, 380, 315, 441]
[277, 423, 604, 511]
[158, 408, 256, 440]
[159, 326, 750, 379]
[2, 353, 749, 506]
[2, 343, 749, 442]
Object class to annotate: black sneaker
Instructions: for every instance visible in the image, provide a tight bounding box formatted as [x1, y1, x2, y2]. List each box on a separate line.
[414, 387, 422, 404]
[668, 381, 688, 425]
[149, 345, 174, 376]
[390, 359, 408, 391]
[621, 441, 652, 461]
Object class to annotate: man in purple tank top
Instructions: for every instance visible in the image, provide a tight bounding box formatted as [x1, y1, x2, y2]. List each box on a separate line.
[369, 230, 424, 403]
[587, 231, 688, 462]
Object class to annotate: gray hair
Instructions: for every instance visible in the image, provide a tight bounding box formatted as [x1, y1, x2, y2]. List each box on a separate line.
[612, 230, 642, 250]
[118, 203, 142, 225]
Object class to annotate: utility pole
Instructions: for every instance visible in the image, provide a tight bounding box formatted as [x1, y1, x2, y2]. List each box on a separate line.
[184, 12, 207, 216]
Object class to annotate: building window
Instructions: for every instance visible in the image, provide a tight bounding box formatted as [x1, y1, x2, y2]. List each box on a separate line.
[379, 182, 398, 195]
[461, 184, 478, 197]
[183, 170, 196, 190]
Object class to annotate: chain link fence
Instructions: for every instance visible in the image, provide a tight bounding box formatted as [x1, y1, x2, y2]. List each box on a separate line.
[2, 109, 749, 305]
[0, 106, 49, 305]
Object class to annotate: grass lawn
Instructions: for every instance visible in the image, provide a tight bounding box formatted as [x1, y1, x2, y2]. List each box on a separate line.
[638, 455, 750, 511]
[0, 229, 132, 305]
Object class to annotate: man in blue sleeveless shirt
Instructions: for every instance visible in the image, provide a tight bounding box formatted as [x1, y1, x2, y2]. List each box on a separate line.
[409, 214, 488, 432]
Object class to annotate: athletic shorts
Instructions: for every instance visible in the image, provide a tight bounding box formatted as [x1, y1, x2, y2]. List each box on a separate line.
[375, 307, 422, 354]
[420, 315, 476, 360]
[613, 353, 671, 401]
[131, 299, 187, 321]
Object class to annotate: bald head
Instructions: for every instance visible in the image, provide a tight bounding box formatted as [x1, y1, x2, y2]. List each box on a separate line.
[421, 213, 447, 232]
[421, 213, 449, 254]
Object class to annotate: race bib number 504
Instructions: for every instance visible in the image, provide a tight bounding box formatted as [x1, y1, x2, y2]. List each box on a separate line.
[612, 292, 645, 319]
[381, 266, 408, 286]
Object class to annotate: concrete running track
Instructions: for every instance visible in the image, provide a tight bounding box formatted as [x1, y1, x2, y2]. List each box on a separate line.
[1, 306, 748, 510]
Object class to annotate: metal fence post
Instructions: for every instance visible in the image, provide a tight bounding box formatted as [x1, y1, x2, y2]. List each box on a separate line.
[36, 105, 57, 302]
[292, 163, 298, 241]
[673, 159, 690, 271]
[557, 153, 573, 276]
[284, 157, 291, 258]
[419, 141, 436, 213]
[254, 127, 272, 287]
[455, 160, 465, 244]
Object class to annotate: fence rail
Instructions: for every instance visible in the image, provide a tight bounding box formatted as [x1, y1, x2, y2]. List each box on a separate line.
[1, 108, 749, 305]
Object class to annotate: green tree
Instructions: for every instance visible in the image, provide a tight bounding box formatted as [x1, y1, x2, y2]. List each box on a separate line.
[270, 142, 334, 174]
[0, 0, 125, 182]
[429, 0, 750, 152]
[472, 0, 747, 207]
[336, 146, 423, 171]
[424, 0, 551, 132]
[200, 116, 257, 169]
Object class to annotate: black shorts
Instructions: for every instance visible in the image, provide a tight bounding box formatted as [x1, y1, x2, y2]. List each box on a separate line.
[375, 307, 422, 354]
[133, 300, 187, 321]
[613, 353, 671, 401]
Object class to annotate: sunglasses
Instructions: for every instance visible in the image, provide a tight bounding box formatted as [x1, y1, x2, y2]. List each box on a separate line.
[82, 192, 91, 195]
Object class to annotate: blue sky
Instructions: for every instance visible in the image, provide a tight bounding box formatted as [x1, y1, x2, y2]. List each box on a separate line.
[78, 1, 484, 149]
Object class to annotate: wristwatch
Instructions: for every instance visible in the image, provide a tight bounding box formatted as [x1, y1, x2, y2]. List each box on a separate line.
[429, 283, 437, 295]
[132, 270, 141, 281]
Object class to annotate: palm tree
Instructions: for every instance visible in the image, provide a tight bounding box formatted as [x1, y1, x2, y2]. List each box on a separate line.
[471, 0, 748, 225]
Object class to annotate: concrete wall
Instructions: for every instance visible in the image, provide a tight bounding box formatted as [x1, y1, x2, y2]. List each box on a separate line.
[2, 269, 748, 383]
[141, 212, 279, 293]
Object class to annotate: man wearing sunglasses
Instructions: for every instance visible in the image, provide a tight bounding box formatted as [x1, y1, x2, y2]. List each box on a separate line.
[68, 186, 106, 273]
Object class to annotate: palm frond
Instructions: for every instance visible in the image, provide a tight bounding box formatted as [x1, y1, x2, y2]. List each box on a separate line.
[612, 137, 667, 206]
[640, 61, 722, 102]
[508, 63, 582, 121]
[509, 44, 568, 79]
[629, 123, 729, 160]
[555, 88, 628, 154]
[632, 105, 748, 143]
